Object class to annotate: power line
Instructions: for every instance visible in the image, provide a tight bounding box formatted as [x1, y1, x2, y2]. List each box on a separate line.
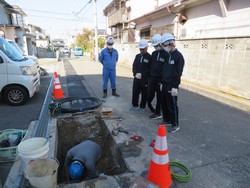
[28, 14, 105, 23]
[22, 8, 72, 15]
[76, 0, 92, 15]
[77, 0, 93, 20]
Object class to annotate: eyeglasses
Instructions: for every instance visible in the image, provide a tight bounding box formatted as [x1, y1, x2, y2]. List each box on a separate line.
[139, 48, 146, 50]
[162, 44, 170, 47]
[107, 43, 113, 46]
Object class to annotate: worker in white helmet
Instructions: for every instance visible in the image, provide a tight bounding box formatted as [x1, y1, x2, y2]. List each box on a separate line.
[161, 33, 185, 133]
[147, 34, 170, 119]
[98, 36, 119, 98]
[130, 39, 151, 112]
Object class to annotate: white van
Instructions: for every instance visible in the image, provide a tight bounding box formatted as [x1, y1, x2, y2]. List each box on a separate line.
[6, 39, 40, 75]
[0, 37, 40, 106]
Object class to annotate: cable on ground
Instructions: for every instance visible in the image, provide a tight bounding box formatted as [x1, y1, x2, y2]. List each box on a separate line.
[170, 161, 192, 183]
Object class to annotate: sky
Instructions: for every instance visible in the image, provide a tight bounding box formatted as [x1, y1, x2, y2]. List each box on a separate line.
[6, 0, 112, 39]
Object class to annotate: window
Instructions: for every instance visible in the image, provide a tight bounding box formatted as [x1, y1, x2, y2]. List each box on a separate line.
[140, 27, 151, 39]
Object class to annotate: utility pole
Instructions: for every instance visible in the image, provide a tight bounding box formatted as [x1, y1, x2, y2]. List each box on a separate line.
[93, 0, 98, 61]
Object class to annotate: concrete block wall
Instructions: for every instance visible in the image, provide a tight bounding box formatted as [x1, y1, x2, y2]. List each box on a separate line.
[178, 37, 250, 99]
[114, 37, 250, 99]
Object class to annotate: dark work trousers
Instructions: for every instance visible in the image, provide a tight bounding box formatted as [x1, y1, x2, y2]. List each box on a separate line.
[132, 78, 148, 108]
[147, 77, 162, 114]
[162, 84, 179, 127]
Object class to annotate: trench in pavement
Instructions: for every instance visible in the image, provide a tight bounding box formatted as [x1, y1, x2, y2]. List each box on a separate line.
[56, 111, 128, 184]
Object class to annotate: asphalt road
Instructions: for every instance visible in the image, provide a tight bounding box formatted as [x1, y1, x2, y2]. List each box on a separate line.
[0, 74, 52, 185]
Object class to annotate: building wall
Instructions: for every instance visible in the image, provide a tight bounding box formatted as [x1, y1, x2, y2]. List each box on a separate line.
[114, 36, 250, 99]
[2, 27, 15, 39]
[178, 37, 250, 99]
[0, 4, 8, 24]
[181, 0, 250, 39]
[129, 0, 155, 20]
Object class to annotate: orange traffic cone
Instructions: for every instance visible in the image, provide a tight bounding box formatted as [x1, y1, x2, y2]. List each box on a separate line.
[53, 72, 64, 99]
[147, 124, 172, 188]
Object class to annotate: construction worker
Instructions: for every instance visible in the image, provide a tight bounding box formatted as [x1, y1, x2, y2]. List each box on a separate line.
[147, 34, 169, 119]
[64, 140, 102, 182]
[161, 33, 185, 133]
[98, 36, 119, 98]
[130, 39, 151, 112]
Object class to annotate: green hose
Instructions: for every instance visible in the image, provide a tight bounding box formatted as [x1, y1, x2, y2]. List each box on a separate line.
[170, 161, 192, 182]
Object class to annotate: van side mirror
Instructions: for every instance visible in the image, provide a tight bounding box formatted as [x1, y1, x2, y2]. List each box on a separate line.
[0, 56, 4, 64]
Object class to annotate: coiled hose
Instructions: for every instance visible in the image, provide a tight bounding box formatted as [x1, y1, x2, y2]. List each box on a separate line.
[170, 161, 192, 182]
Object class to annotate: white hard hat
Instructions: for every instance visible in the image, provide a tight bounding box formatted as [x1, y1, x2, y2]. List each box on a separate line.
[151, 34, 162, 46]
[107, 36, 115, 44]
[138, 39, 148, 49]
[161, 33, 175, 45]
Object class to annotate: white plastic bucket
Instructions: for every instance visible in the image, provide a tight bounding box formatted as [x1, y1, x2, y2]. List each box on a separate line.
[24, 158, 59, 188]
[18, 137, 49, 165]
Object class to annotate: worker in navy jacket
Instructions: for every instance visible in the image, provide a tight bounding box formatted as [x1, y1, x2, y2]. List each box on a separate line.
[130, 39, 151, 112]
[147, 34, 170, 120]
[99, 36, 119, 98]
[161, 33, 185, 133]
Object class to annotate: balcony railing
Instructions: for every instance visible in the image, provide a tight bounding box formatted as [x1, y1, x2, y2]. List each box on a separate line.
[108, 8, 127, 27]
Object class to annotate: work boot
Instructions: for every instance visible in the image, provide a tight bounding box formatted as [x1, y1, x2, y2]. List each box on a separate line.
[103, 89, 107, 98]
[112, 89, 119, 97]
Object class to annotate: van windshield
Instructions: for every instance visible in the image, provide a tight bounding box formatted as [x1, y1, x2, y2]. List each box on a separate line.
[8, 40, 24, 55]
[0, 38, 24, 61]
[74, 48, 82, 51]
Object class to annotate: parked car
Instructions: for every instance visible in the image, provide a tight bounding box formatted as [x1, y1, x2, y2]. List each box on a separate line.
[7, 39, 40, 75]
[0, 37, 40, 106]
[73, 47, 83, 56]
[63, 47, 71, 57]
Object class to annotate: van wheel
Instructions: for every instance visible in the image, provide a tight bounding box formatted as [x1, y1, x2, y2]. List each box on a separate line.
[3, 86, 29, 106]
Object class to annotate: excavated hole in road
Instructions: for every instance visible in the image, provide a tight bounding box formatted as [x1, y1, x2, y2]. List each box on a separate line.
[56, 111, 128, 184]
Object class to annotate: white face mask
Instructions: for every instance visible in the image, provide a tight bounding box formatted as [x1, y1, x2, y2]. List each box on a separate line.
[154, 46, 161, 51]
[164, 46, 171, 52]
[107, 45, 113, 49]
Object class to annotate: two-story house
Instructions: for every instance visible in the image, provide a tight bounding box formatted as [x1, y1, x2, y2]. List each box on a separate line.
[0, 0, 37, 56]
[0, 1, 25, 38]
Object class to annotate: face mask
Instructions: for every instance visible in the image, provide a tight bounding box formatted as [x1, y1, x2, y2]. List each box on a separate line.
[107, 45, 113, 49]
[164, 46, 171, 52]
[154, 46, 161, 51]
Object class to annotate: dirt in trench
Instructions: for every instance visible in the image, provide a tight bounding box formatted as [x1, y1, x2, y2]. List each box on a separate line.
[56, 111, 128, 184]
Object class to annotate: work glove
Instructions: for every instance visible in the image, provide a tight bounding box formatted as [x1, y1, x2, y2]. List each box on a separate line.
[159, 84, 163, 91]
[135, 73, 142, 79]
[171, 88, 178, 96]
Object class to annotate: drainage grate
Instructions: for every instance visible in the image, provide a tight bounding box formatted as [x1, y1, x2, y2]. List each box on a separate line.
[33, 75, 53, 138]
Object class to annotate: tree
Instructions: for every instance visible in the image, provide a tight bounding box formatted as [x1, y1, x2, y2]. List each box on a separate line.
[76, 28, 94, 52]
[98, 37, 106, 49]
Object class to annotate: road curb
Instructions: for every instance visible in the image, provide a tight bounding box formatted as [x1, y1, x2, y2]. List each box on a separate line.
[180, 81, 250, 113]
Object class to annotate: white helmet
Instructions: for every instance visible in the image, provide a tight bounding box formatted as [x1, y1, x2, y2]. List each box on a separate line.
[151, 34, 162, 46]
[138, 39, 148, 49]
[107, 36, 115, 44]
[161, 33, 175, 45]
